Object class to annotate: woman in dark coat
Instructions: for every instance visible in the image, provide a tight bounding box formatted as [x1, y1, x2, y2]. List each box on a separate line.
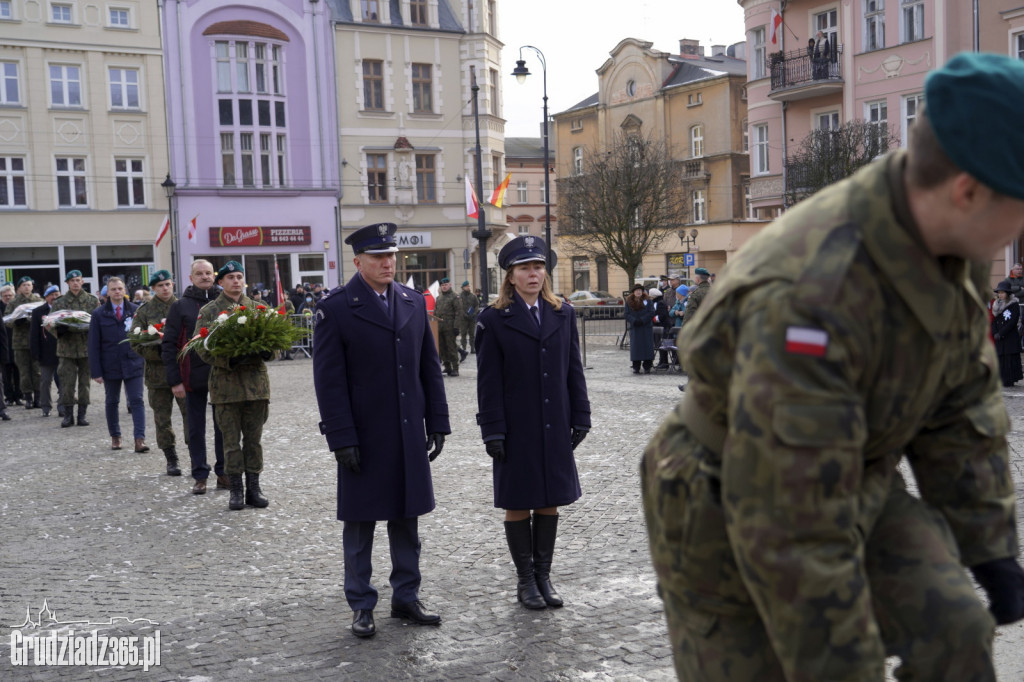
[991, 279, 1023, 387]
[476, 236, 591, 610]
[624, 283, 655, 373]
[88, 276, 147, 452]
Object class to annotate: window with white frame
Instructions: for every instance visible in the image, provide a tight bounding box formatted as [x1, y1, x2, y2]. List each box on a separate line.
[260, 133, 272, 186]
[741, 119, 748, 153]
[539, 181, 547, 205]
[412, 63, 432, 113]
[518, 225, 529, 235]
[572, 146, 583, 175]
[1016, 33, 1024, 60]
[816, 111, 840, 131]
[752, 27, 766, 79]
[56, 157, 87, 207]
[362, 0, 379, 22]
[416, 153, 436, 203]
[114, 158, 144, 207]
[108, 6, 130, 27]
[516, 180, 528, 204]
[49, 64, 81, 107]
[276, 134, 287, 185]
[367, 153, 388, 202]
[690, 124, 704, 157]
[0, 156, 27, 207]
[489, 68, 499, 117]
[50, 2, 72, 23]
[901, 0, 924, 43]
[692, 189, 706, 224]
[409, 0, 427, 26]
[362, 59, 384, 110]
[902, 93, 923, 147]
[1, 61, 19, 104]
[108, 67, 139, 109]
[864, 0, 885, 51]
[240, 132, 254, 186]
[753, 124, 769, 174]
[0, 1, 12, 19]
[221, 133, 235, 186]
[865, 100, 888, 156]
[744, 182, 753, 220]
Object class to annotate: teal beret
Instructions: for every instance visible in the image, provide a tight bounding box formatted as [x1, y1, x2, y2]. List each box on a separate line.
[16, 276, 33, 286]
[694, 267, 710, 276]
[65, 270, 82, 281]
[149, 270, 172, 287]
[925, 52, 1024, 200]
[216, 260, 244, 282]
[461, 280, 470, 287]
[440, 277, 450, 284]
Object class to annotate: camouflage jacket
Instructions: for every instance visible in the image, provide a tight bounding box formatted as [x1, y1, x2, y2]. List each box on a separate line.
[131, 294, 177, 388]
[459, 290, 479, 322]
[655, 150, 1016, 678]
[434, 290, 460, 329]
[50, 289, 99, 359]
[194, 291, 269, 404]
[5, 292, 44, 349]
[680, 280, 710, 325]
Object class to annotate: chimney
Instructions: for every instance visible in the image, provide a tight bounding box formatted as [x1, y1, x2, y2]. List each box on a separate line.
[711, 44, 726, 56]
[679, 38, 700, 56]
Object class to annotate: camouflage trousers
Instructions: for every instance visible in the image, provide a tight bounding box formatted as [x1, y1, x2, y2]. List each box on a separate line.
[148, 385, 188, 452]
[458, 319, 475, 351]
[14, 348, 40, 395]
[641, 427, 997, 682]
[215, 400, 268, 475]
[57, 356, 90, 407]
[438, 324, 459, 371]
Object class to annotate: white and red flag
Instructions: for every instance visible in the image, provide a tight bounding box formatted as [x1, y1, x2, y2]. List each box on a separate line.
[187, 215, 199, 244]
[154, 214, 170, 246]
[465, 176, 479, 218]
[785, 326, 828, 357]
[770, 7, 783, 45]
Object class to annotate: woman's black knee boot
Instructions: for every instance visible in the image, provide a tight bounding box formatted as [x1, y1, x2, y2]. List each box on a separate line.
[532, 513, 563, 607]
[504, 518, 546, 609]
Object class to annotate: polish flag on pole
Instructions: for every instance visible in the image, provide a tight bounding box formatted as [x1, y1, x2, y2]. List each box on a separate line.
[187, 214, 199, 244]
[465, 176, 479, 218]
[274, 259, 286, 309]
[770, 7, 783, 45]
[489, 173, 511, 208]
[154, 214, 170, 246]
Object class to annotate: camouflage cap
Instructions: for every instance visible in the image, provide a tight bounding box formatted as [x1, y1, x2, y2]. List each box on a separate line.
[925, 52, 1024, 200]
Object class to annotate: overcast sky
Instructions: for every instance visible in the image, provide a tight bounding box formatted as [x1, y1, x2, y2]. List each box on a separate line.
[499, 2, 746, 138]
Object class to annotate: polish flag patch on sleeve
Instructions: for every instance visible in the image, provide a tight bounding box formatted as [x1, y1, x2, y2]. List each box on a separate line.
[785, 326, 829, 357]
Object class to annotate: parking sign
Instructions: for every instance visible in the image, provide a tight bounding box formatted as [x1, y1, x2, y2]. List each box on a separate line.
[683, 253, 695, 267]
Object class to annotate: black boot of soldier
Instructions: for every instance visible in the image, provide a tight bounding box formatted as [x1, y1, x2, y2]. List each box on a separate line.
[76, 405, 89, 426]
[61, 406, 74, 428]
[24, 392, 35, 409]
[164, 449, 181, 476]
[228, 475, 245, 510]
[245, 472, 269, 508]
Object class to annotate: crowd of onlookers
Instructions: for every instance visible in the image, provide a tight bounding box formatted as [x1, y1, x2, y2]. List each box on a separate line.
[622, 269, 713, 375]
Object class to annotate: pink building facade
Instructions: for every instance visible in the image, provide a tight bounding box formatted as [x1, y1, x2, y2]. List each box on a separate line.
[740, 0, 1024, 280]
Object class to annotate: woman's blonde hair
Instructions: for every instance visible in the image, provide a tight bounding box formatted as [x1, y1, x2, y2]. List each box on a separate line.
[493, 264, 562, 311]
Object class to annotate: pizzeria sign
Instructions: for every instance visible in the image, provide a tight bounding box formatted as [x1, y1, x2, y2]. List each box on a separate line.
[209, 226, 311, 247]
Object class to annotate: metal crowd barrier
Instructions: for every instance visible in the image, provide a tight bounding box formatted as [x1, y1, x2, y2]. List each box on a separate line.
[288, 313, 315, 358]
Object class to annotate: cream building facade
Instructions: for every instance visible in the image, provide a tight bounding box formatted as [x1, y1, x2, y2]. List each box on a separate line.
[0, 0, 168, 295]
[550, 38, 750, 298]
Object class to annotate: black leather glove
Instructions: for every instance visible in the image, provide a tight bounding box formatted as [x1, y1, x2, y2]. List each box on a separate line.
[971, 557, 1024, 625]
[485, 439, 506, 463]
[994, 333, 1002, 340]
[334, 446, 361, 473]
[229, 353, 258, 368]
[426, 433, 445, 461]
[633, 320, 644, 327]
[570, 427, 588, 451]
[259, 350, 273, 360]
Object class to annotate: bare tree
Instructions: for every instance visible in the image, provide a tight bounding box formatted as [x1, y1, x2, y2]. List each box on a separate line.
[785, 119, 900, 205]
[558, 132, 688, 283]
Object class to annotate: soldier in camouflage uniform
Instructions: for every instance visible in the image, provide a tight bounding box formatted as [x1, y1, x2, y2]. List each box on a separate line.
[131, 270, 187, 477]
[679, 267, 710, 326]
[457, 280, 478, 356]
[4, 276, 43, 409]
[194, 261, 271, 511]
[51, 270, 99, 428]
[642, 53, 1024, 681]
[433, 277, 461, 376]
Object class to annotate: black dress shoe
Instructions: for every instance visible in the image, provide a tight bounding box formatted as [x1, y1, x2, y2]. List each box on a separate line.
[390, 600, 440, 625]
[352, 609, 376, 638]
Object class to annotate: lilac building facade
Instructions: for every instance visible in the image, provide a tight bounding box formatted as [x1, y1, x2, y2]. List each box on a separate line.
[161, 0, 341, 295]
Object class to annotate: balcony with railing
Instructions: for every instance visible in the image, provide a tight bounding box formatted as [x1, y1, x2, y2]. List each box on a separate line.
[768, 45, 844, 102]
[682, 158, 710, 180]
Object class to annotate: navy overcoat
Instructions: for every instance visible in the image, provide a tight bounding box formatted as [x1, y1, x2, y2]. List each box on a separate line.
[88, 300, 144, 380]
[475, 295, 591, 509]
[624, 300, 655, 362]
[313, 274, 450, 522]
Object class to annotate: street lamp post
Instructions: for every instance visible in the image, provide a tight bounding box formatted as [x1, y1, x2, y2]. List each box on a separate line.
[677, 228, 698, 280]
[511, 46, 552, 273]
[161, 174, 178, 286]
[469, 65, 490, 303]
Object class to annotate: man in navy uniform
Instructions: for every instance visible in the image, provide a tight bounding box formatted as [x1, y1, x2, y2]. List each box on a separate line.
[313, 222, 450, 638]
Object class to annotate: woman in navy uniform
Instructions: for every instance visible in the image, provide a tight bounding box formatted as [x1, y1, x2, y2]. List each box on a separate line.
[475, 236, 591, 609]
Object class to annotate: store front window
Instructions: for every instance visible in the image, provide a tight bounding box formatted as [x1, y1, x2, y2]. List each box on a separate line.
[398, 250, 448, 291]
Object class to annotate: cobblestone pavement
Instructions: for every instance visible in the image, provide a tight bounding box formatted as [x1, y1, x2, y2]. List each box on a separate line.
[1, 339, 1022, 680]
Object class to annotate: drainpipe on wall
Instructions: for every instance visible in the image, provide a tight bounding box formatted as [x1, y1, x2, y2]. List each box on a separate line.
[780, 101, 788, 209]
[973, 0, 980, 52]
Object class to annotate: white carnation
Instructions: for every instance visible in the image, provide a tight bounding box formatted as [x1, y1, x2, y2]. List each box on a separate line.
[147, 324, 158, 335]
[217, 313, 229, 322]
[236, 316, 248, 325]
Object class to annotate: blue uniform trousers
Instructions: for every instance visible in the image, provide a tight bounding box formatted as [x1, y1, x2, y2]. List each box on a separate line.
[343, 517, 422, 610]
[104, 376, 145, 439]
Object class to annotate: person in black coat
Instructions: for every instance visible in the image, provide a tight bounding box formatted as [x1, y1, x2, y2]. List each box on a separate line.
[161, 259, 226, 494]
[991, 279, 1023, 387]
[88, 277, 147, 452]
[624, 284, 656, 374]
[650, 288, 673, 370]
[313, 222, 450, 639]
[476, 236, 591, 610]
[0, 290, 8, 420]
[29, 285, 62, 417]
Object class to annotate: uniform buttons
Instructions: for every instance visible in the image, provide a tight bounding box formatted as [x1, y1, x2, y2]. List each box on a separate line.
[543, 372, 548, 378]
[401, 392, 406, 398]
[545, 424, 550, 429]
[542, 347, 547, 352]
[399, 365, 404, 370]
[544, 398, 549, 404]
[403, 419, 408, 424]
